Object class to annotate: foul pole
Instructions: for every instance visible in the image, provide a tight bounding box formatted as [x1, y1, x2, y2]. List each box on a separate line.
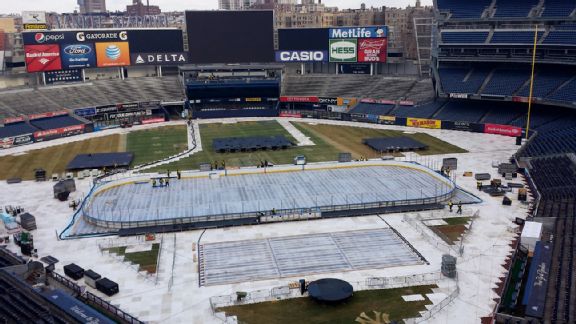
[526, 24, 539, 140]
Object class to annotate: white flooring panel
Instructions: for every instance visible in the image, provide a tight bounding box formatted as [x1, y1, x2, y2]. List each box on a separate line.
[199, 228, 424, 286]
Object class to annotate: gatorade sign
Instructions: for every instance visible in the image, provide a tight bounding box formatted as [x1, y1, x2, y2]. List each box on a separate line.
[329, 39, 357, 63]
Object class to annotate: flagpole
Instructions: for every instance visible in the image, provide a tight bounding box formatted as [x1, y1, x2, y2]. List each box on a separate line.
[526, 24, 538, 140]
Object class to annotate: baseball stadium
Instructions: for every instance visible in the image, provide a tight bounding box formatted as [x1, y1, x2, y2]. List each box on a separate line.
[0, 0, 575, 323]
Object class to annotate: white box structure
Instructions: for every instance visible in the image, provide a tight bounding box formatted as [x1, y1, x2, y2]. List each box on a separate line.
[521, 221, 543, 253]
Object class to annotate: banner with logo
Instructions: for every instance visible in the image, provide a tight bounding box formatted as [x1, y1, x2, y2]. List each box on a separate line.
[141, 117, 166, 125]
[95, 42, 130, 67]
[339, 63, 370, 75]
[74, 107, 97, 117]
[484, 124, 522, 137]
[24, 44, 62, 72]
[329, 27, 388, 39]
[319, 97, 338, 105]
[60, 43, 96, 69]
[34, 124, 85, 141]
[29, 110, 69, 120]
[406, 118, 442, 129]
[22, 11, 47, 24]
[3, 117, 25, 125]
[279, 96, 319, 103]
[275, 50, 328, 62]
[357, 38, 387, 63]
[131, 52, 188, 66]
[378, 115, 396, 125]
[330, 39, 357, 63]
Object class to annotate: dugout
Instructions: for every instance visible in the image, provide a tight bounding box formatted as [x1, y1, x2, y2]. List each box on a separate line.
[96, 277, 119, 296]
[63, 263, 84, 280]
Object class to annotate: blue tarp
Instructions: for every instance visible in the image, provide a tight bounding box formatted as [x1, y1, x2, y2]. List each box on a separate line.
[42, 289, 115, 324]
[66, 152, 134, 170]
[524, 241, 553, 318]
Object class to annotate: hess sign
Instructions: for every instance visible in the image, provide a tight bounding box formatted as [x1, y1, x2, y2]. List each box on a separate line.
[275, 51, 327, 62]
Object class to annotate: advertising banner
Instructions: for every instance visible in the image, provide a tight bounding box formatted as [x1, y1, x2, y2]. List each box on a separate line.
[406, 118, 442, 129]
[3, 117, 25, 125]
[280, 96, 319, 103]
[96, 42, 130, 67]
[74, 107, 97, 117]
[22, 11, 47, 24]
[25, 44, 62, 72]
[449, 93, 469, 99]
[319, 97, 338, 105]
[399, 100, 415, 106]
[484, 123, 523, 137]
[330, 39, 357, 63]
[29, 110, 68, 120]
[139, 101, 161, 108]
[95, 105, 118, 114]
[337, 97, 358, 107]
[116, 102, 139, 110]
[329, 26, 388, 39]
[45, 69, 83, 84]
[378, 115, 396, 125]
[34, 124, 85, 140]
[141, 117, 166, 125]
[357, 38, 387, 63]
[275, 50, 328, 62]
[23, 24, 48, 30]
[131, 52, 188, 66]
[60, 43, 96, 69]
[12, 134, 34, 146]
[245, 98, 262, 102]
[0, 137, 14, 149]
[361, 98, 395, 105]
[279, 112, 303, 118]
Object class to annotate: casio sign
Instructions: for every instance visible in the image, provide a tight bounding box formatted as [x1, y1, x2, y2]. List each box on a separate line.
[64, 44, 91, 55]
[276, 51, 327, 62]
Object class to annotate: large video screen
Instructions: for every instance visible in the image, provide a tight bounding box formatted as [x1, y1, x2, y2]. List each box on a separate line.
[278, 28, 329, 51]
[186, 11, 274, 64]
[22, 29, 185, 72]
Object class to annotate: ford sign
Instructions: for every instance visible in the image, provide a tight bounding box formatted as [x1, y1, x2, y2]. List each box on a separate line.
[275, 51, 327, 62]
[63, 44, 91, 55]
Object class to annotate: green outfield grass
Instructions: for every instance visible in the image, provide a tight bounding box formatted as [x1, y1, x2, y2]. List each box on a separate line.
[0, 134, 123, 181]
[218, 285, 437, 324]
[106, 243, 160, 274]
[126, 125, 188, 166]
[153, 120, 467, 172]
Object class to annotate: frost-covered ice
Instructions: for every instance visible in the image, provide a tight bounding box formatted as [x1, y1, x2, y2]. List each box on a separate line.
[0, 118, 527, 323]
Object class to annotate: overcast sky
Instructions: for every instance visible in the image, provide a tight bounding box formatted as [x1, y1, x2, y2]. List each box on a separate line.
[0, 0, 432, 15]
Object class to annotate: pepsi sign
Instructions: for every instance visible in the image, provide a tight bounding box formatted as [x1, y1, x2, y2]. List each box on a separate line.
[275, 51, 327, 62]
[61, 43, 96, 69]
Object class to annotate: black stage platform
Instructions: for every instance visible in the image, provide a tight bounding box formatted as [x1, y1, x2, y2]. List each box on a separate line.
[308, 278, 353, 304]
[66, 152, 134, 170]
[213, 136, 293, 153]
[364, 136, 428, 153]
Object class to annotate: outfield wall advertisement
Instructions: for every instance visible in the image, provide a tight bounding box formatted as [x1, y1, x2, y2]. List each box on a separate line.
[406, 118, 442, 129]
[22, 29, 184, 72]
[276, 26, 388, 63]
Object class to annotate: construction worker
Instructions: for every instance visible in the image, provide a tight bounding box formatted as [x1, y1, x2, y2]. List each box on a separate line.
[457, 201, 463, 214]
[448, 200, 454, 212]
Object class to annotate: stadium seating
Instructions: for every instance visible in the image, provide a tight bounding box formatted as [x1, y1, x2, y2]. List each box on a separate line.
[349, 103, 395, 116]
[543, 31, 576, 45]
[481, 102, 526, 124]
[392, 100, 447, 118]
[0, 122, 38, 138]
[433, 100, 490, 122]
[516, 71, 574, 98]
[441, 31, 489, 43]
[547, 78, 576, 103]
[0, 76, 184, 118]
[482, 69, 531, 96]
[541, 0, 576, 18]
[439, 67, 490, 94]
[490, 31, 543, 44]
[493, 0, 538, 18]
[437, 0, 492, 19]
[30, 116, 83, 131]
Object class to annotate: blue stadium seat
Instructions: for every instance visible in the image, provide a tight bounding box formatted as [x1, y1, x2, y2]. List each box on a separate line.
[30, 116, 83, 131]
[439, 67, 490, 94]
[441, 31, 489, 44]
[349, 103, 395, 116]
[437, 0, 492, 19]
[434, 100, 490, 122]
[541, 0, 576, 17]
[392, 100, 447, 118]
[491, 31, 543, 44]
[543, 31, 576, 45]
[547, 78, 576, 103]
[493, 0, 539, 18]
[0, 122, 38, 138]
[483, 70, 530, 96]
[517, 71, 573, 98]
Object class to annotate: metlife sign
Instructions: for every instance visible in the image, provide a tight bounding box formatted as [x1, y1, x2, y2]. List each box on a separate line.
[329, 26, 388, 39]
[275, 50, 327, 62]
[329, 39, 357, 63]
[130, 52, 189, 66]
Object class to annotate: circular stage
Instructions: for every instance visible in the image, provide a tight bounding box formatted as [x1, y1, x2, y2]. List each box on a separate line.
[308, 278, 354, 304]
[82, 161, 455, 230]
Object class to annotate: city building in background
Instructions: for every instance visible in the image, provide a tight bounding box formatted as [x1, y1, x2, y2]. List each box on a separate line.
[77, 0, 107, 14]
[126, 0, 161, 16]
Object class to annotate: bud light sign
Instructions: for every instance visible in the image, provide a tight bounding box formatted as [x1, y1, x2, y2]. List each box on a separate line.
[61, 43, 96, 69]
[275, 50, 327, 62]
[329, 39, 357, 63]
